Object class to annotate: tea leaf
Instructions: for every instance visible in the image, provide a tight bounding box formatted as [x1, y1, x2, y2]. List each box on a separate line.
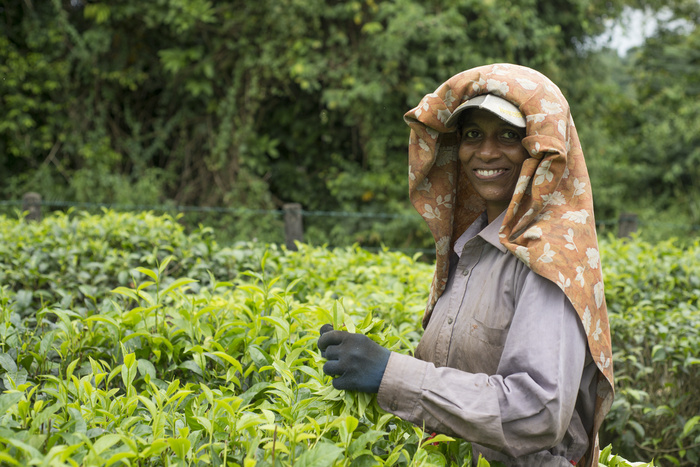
[104, 451, 137, 466]
[682, 416, 700, 438]
[348, 429, 385, 456]
[134, 267, 158, 281]
[260, 315, 291, 340]
[137, 359, 156, 380]
[158, 256, 175, 276]
[111, 287, 140, 302]
[293, 442, 343, 467]
[179, 359, 203, 376]
[343, 311, 355, 334]
[206, 351, 243, 374]
[140, 439, 169, 458]
[1, 437, 42, 458]
[162, 277, 198, 297]
[0, 452, 20, 466]
[92, 434, 122, 455]
[0, 392, 23, 416]
[0, 353, 17, 373]
[331, 301, 341, 329]
[66, 358, 80, 380]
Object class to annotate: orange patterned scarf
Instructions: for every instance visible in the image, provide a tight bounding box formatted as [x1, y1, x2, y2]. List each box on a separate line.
[405, 63, 613, 467]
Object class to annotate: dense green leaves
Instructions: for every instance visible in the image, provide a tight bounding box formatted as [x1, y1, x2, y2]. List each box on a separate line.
[6, 0, 699, 247]
[0, 210, 683, 465]
[600, 235, 700, 466]
[0, 211, 465, 465]
[569, 3, 700, 238]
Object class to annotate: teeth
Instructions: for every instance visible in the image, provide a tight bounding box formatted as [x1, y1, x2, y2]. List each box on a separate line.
[476, 169, 505, 177]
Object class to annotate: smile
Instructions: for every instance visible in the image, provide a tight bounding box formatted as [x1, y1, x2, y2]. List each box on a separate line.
[474, 169, 507, 178]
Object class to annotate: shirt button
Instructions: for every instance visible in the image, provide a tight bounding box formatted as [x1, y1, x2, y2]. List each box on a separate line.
[391, 399, 398, 411]
[447, 317, 453, 324]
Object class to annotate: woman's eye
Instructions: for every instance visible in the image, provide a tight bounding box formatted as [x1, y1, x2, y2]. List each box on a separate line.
[502, 130, 522, 140]
[462, 129, 480, 139]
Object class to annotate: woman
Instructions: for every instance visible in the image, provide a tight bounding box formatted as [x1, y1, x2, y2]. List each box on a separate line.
[318, 63, 614, 467]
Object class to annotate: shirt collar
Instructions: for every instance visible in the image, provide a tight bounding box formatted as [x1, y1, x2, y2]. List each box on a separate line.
[453, 209, 508, 257]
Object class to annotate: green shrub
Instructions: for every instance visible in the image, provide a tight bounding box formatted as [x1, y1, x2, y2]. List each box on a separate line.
[600, 236, 700, 466]
[0, 211, 668, 466]
[0, 221, 465, 465]
[0, 210, 265, 320]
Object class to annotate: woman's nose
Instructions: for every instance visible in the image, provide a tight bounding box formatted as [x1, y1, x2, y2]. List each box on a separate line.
[476, 136, 500, 160]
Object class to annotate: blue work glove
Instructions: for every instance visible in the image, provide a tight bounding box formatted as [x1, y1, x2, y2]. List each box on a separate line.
[317, 324, 391, 393]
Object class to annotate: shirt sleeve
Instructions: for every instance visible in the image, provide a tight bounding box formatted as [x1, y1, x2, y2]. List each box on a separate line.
[376, 270, 588, 458]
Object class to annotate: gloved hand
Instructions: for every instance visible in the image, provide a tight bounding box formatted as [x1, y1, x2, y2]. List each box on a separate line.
[317, 324, 391, 393]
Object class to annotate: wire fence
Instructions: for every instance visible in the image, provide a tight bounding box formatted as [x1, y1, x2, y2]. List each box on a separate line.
[0, 199, 414, 219]
[2, 195, 699, 255]
[0, 196, 436, 256]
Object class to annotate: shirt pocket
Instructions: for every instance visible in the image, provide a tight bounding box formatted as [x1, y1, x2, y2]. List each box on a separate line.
[467, 255, 518, 348]
[452, 295, 512, 373]
[468, 291, 514, 349]
[461, 314, 508, 374]
[455, 315, 507, 374]
[469, 315, 509, 349]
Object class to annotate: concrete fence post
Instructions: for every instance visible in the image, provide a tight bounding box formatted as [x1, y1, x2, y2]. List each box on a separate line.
[22, 192, 42, 222]
[618, 212, 638, 238]
[284, 203, 303, 251]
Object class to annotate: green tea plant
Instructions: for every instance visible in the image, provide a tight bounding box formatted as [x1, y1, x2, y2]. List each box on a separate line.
[0, 211, 672, 465]
[0, 243, 472, 465]
[0, 210, 263, 319]
[600, 236, 700, 466]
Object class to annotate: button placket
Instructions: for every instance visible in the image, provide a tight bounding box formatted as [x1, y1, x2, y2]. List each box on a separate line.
[432, 237, 485, 367]
[441, 240, 485, 366]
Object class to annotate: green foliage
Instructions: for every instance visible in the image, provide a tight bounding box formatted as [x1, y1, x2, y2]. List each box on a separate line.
[0, 209, 263, 319]
[13, 0, 699, 249]
[0, 210, 676, 465]
[3, 1, 700, 246]
[0, 3, 70, 159]
[600, 235, 700, 466]
[614, 24, 700, 236]
[0, 210, 473, 465]
[566, 4, 700, 238]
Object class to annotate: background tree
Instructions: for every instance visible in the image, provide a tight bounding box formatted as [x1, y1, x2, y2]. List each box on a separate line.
[1, 0, 698, 246]
[574, 2, 700, 239]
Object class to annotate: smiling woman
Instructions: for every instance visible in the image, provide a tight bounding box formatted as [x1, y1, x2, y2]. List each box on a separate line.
[318, 63, 615, 467]
[456, 108, 528, 223]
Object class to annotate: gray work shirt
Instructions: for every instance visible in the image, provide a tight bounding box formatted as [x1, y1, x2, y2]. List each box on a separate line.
[377, 211, 598, 466]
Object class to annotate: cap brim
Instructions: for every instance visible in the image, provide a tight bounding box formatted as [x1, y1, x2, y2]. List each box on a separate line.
[445, 94, 526, 129]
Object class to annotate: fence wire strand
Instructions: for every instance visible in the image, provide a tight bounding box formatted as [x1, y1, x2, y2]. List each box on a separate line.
[2, 198, 699, 241]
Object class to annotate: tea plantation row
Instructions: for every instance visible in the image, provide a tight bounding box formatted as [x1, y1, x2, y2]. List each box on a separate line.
[0, 210, 696, 466]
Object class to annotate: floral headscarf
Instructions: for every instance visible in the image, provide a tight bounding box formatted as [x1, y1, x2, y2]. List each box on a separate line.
[405, 63, 613, 467]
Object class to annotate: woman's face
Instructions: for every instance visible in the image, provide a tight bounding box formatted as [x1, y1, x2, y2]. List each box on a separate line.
[458, 109, 529, 222]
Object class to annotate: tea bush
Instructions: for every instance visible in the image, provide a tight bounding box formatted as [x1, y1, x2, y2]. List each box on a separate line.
[0, 211, 681, 465]
[600, 236, 700, 466]
[0, 210, 263, 320]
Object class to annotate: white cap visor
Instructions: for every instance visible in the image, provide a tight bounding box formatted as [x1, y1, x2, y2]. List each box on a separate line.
[445, 94, 526, 128]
